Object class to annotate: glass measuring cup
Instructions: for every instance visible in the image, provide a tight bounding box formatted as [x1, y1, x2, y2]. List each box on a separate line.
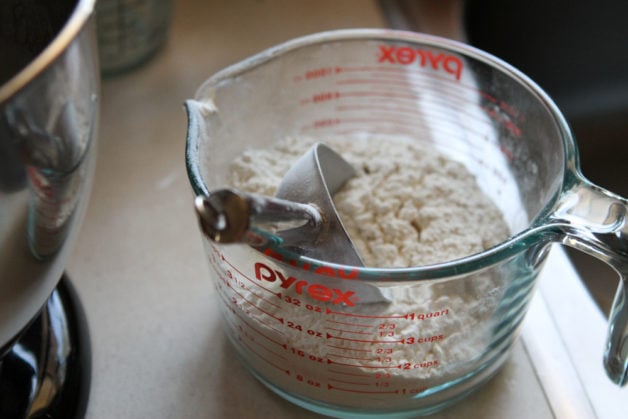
[185, 29, 628, 417]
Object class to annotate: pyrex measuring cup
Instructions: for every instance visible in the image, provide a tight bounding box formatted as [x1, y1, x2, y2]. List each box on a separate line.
[185, 29, 628, 417]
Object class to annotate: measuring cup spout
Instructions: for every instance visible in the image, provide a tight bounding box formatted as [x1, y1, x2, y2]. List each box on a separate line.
[550, 178, 628, 386]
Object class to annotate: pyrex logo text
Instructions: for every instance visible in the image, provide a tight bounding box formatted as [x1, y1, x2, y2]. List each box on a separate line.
[378, 45, 463, 80]
[254, 262, 358, 306]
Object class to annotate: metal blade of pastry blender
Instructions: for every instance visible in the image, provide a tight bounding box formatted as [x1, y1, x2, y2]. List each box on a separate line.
[194, 143, 391, 303]
[274, 142, 364, 266]
[273, 142, 393, 303]
[194, 143, 363, 265]
[275, 142, 391, 303]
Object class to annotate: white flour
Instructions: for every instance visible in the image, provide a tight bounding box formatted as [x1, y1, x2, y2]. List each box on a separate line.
[221, 135, 511, 406]
[229, 135, 509, 267]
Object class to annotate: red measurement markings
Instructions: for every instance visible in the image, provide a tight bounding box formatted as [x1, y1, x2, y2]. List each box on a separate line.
[327, 333, 404, 345]
[336, 74, 484, 109]
[341, 90, 417, 101]
[482, 105, 522, 139]
[225, 277, 281, 310]
[281, 321, 324, 338]
[335, 103, 422, 116]
[326, 307, 408, 319]
[226, 280, 284, 324]
[401, 335, 444, 344]
[292, 66, 334, 82]
[335, 101, 492, 136]
[294, 63, 501, 106]
[335, 71, 499, 107]
[239, 327, 286, 360]
[336, 77, 417, 90]
[238, 336, 290, 375]
[327, 359, 401, 369]
[294, 373, 323, 389]
[327, 369, 371, 378]
[345, 99, 487, 138]
[283, 347, 325, 365]
[209, 261, 231, 287]
[328, 378, 371, 386]
[215, 279, 280, 329]
[302, 92, 366, 106]
[500, 144, 514, 161]
[216, 282, 284, 334]
[300, 91, 341, 105]
[278, 295, 325, 315]
[327, 384, 399, 395]
[215, 278, 236, 306]
[328, 359, 439, 371]
[326, 327, 372, 335]
[325, 318, 377, 336]
[326, 319, 372, 328]
[232, 309, 285, 344]
[293, 65, 406, 83]
[364, 66, 499, 104]
[326, 353, 375, 362]
[400, 387, 429, 395]
[304, 67, 334, 79]
[331, 95, 497, 142]
[336, 65, 406, 75]
[218, 252, 281, 297]
[326, 343, 371, 353]
[311, 118, 341, 129]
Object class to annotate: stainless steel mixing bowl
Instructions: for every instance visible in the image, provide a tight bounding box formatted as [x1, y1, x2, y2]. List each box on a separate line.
[0, 0, 99, 352]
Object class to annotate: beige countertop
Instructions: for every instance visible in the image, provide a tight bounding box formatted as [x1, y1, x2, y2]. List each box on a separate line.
[67, 0, 625, 417]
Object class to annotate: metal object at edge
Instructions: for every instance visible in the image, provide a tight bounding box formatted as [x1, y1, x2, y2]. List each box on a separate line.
[0, 0, 99, 351]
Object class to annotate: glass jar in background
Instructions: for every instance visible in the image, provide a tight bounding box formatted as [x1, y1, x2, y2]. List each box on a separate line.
[95, 0, 172, 76]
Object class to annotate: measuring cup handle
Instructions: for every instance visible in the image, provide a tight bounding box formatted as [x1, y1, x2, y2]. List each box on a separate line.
[550, 177, 628, 386]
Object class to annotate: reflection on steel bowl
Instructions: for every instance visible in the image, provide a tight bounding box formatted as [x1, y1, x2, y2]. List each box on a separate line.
[0, 0, 99, 351]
